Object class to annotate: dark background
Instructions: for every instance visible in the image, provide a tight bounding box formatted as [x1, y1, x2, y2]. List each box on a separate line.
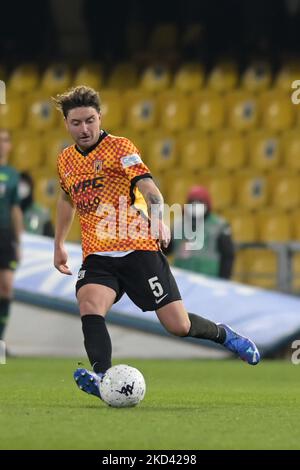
[1, 0, 300, 66]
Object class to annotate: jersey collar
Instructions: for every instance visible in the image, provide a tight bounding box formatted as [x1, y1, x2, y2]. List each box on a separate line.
[75, 130, 108, 156]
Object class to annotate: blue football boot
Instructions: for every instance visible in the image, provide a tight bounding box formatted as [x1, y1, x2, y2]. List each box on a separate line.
[218, 324, 260, 365]
[73, 368, 103, 399]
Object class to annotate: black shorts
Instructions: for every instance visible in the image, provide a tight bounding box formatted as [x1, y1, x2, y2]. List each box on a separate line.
[75, 250, 182, 312]
[0, 229, 18, 271]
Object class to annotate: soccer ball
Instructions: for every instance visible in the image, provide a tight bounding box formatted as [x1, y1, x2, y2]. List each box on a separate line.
[99, 364, 146, 408]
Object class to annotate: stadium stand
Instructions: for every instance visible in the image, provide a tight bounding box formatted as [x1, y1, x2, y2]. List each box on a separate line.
[3, 57, 300, 292]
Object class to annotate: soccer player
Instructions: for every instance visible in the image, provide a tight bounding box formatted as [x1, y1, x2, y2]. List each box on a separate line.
[0, 129, 23, 341]
[53, 87, 260, 400]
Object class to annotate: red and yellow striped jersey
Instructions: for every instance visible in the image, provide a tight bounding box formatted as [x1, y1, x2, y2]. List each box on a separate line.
[57, 131, 159, 260]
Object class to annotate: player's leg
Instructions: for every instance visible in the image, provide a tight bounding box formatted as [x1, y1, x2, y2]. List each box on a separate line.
[120, 251, 260, 365]
[74, 283, 117, 398]
[77, 283, 116, 374]
[156, 299, 260, 365]
[0, 269, 15, 340]
[120, 251, 225, 342]
[155, 300, 225, 343]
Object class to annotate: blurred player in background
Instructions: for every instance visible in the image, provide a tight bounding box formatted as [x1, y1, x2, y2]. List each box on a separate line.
[0, 129, 23, 341]
[166, 186, 235, 279]
[19, 171, 54, 237]
[53, 86, 260, 401]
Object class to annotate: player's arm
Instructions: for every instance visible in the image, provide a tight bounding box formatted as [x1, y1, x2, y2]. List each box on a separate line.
[10, 174, 23, 262]
[11, 205, 23, 262]
[136, 177, 171, 248]
[54, 189, 75, 275]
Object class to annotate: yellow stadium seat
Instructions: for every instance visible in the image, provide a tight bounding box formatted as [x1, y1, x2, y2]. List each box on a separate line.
[66, 215, 81, 243]
[275, 62, 300, 92]
[43, 130, 73, 172]
[191, 90, 225, 131]
[27, 97, 58, 131]
[12, 131, 43, 172]
[100, 89, 124, 131]
[226, 90, 258, 131]
[124, 90, 157, 131]
[245, 248, 278, 289]
[158, 91, 190, 132]
[163, 170, 197, 206]
[174, 63, 204, 93]
[149, 24, 177, 52]
[247, 131, 281, 171]
[241, 61, 272, 92]
[207, 61, 238, 93]
[223, 209, 257, 243]
[282, 130, 300, 171]
[140, 65, 171, 93]
[235, 171, 268, 209]
[108, 63, 138, 89]
[144, 131, 178, 174]
[256, 210, 292, 242]
[40, 64, 72, 95]
[232, 250, 249, 284]
[268, 171, 300, 210]
[292, 252, 300, 291]
[8, 65, 39, 94]
[33, 174, 60, 209]
[112, 128, 145, 157]
[260, 90, 295, 131]
[195, 171, 234, 211]
[74, 64, 103, 90]
[213, 130, 246, 170]
[290, 210, 300, 240]
[178, 130, 211, 171]
[295, 101, 300, 127]
[0, 99, 25, 130]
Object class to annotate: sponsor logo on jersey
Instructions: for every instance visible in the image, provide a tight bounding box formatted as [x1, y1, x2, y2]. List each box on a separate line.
[121, 154, 142, 168]
[69, 177, 104, 195]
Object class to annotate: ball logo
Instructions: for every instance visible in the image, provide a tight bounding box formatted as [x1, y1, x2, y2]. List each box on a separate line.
[116, 382, 135, 397]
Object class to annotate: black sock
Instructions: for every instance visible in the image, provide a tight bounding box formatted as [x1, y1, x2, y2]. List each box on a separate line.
[186, 313, 226, 344]
[81, 314, 112, 374]
[0, 298, 11, 340]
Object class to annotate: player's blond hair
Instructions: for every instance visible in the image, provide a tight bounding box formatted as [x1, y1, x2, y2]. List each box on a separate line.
[53, 86, 100, 118]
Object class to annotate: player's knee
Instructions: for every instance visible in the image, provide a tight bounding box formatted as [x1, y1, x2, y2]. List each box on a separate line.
[79, 298, 102, 315]
[168, 319, 191, 337]
[0, 285, 13, 298]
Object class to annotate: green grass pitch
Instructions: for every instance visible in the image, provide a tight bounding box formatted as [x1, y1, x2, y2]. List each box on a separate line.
[0, 358, 299, 450]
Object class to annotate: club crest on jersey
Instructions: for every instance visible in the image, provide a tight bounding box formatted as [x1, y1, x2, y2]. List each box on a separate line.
[94, 159, 103, 173]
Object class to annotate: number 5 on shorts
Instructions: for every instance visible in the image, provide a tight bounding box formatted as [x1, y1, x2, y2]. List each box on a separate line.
[148, 276, 164, 298]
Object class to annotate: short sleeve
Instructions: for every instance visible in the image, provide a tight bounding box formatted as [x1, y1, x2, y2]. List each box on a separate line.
[57, 154, 69, 194]
[117, 138, 152, 184]
[11, 171, 20, 206]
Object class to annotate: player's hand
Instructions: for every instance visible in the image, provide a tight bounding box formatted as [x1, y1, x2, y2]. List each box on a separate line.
[158, 221, 171, 249]
[54, 245, 72, 275]
[14, 243, 22, 263]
